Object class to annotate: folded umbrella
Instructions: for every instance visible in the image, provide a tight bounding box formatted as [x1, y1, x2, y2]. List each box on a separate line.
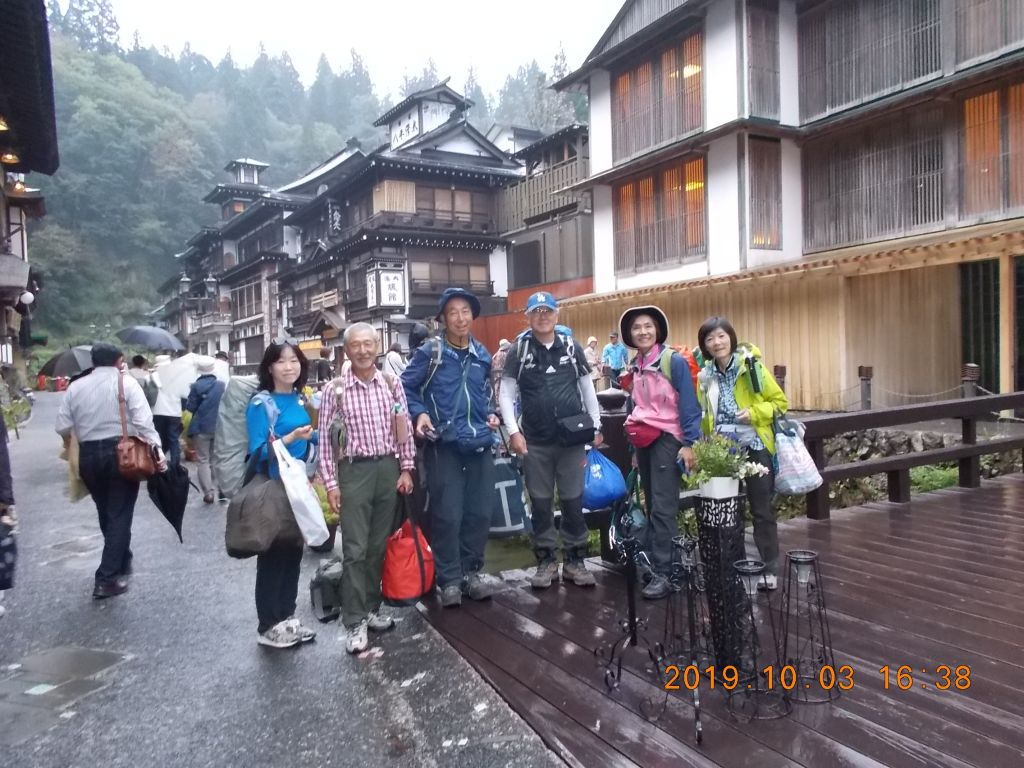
[38, 345, 93, 377]
[147, 463, 190, 542]
[116, 326, 185, 352]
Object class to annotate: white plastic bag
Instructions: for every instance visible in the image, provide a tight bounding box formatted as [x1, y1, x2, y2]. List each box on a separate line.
[773, 418, 823, 496]
[271, 439, 329, 547]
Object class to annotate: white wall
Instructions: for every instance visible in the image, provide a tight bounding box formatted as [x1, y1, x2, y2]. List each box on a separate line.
[705, 0, 740, 130]
[389, 106, 421, 150]
[592, 185, 615, 293]
[432, 134, 486, 156]
[489, 245, 509, 297]
[589, 70, 613, 175]
[707, 134, 741, 274]
[747, 136, 803, 268]
[282, 223, 301, 258]
[778, 0, 800, 126]
[616, 260, 710, 291]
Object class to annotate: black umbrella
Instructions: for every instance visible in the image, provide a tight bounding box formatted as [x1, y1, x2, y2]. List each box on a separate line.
[38, 345, 93, 377]
[116, 325, 185, 352]
[147, 464, 190, 542]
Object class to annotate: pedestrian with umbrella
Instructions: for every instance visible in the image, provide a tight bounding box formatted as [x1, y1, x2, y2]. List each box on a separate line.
[54, 343, 168, 599]
[115, 326, 185, 352]
[38, 345, 93, 378]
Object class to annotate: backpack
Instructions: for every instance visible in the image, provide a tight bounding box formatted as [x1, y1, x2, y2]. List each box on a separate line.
[658, 345, 703, 393]
[309, 558, 344, 622]
[326, 371, 407, 459]
[514, 328, 586, 382]
[212, 376, 262, 500]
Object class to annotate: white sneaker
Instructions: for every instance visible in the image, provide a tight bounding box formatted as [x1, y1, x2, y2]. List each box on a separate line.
[367, 610, 395, 632]
[757, 574, 778, 591]
[283, 617, 317, 643]
[257, 621, 301, 649]
[346, 620, 369, 654]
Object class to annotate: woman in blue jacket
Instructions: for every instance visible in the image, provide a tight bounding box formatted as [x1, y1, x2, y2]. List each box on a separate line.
[245, 339, 319, 649]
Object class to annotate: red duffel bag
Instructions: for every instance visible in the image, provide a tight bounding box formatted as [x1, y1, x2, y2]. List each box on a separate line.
[382, 497, 435, 606]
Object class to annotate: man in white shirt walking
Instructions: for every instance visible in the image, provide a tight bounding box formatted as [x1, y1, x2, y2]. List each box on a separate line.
[56, 343, 165, 599]
[150, 354, 183, 466]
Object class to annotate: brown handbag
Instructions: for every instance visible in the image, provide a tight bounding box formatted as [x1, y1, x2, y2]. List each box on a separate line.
[116, 373, 157, 481]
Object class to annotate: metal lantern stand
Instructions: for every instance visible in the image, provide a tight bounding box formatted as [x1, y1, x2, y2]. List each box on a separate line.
[778, 549, 840, 704]
[595, 535, 651, 692]
[696, 495, 748, 669]
[726, 559, 791, 721]
[647, 535, 713, 742]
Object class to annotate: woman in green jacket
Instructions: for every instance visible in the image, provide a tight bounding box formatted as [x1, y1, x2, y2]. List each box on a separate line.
[696, 316, 788, 589]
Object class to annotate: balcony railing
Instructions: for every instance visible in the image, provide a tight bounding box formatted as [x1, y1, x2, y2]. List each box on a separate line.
[409, 279, 494, 296]
[496, 158, 587, 233]
[328, 210, 496, 245]
[309, 289, 339, 311]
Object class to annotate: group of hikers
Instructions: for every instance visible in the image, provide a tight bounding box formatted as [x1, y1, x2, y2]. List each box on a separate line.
[49, 284, 788, 655]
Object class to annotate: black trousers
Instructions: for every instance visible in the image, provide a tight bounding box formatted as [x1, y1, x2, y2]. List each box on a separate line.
[744, 447, 778, 575]
[255, 544, 304, 633]
[78, 438, 138, 584]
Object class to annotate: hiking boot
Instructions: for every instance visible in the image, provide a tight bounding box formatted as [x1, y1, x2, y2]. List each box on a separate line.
[757, 574, 778, 592]
[367, 610, 395, 632]
[529, 549, 559, 589]
[92, 578, 129, 600]
[562, 559, 596, 587]
[462, 572, 491, 601]
[642, 574, 671, 600]
[440, 585, 463, 608]
[258, 621, 300, 649]
[530, 559, 560, 589]
[283, 617, 317, 643]
[345, 621, 369, 654]
[562, 546, 596, 587]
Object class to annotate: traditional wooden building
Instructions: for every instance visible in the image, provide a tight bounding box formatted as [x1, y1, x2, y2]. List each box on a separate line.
[167, 158, 309, 371]
[276, 81, 521, 352]
[557, 0, 1024, 409]
[0, 0, 58, 377]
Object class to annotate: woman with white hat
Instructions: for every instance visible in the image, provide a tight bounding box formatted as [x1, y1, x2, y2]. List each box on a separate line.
[618, 306, 702, 599]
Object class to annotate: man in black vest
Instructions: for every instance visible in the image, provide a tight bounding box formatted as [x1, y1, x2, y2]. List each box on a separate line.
[498, 292, 602, 589]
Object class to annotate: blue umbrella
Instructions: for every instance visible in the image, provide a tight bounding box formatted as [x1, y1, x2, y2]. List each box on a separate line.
[115, 325, 185, 352]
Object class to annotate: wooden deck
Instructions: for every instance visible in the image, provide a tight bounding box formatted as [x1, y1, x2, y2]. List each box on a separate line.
[419, 476, 1024, 768]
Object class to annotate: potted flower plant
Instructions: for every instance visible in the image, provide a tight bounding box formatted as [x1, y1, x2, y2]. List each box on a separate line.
[685, 433, 770, 499]
[309, 482, 340, 552]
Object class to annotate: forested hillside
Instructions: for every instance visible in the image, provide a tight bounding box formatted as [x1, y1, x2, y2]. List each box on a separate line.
[30, 0, 584, 342]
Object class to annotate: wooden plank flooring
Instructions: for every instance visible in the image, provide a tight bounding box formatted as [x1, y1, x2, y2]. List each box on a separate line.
[419, 475, 1024, 768]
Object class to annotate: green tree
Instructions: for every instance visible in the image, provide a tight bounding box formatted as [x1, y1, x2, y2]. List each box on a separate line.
[59, 0, 120, 53]
[464, 67, 492, 130]
[400, 59, 440, 97]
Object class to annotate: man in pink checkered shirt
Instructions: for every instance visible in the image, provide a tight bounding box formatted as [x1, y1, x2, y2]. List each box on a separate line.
[318, 322, 415, 654]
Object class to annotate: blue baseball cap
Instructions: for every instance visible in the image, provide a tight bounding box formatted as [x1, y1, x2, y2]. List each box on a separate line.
[437, 287, 481, 318]
[525, 291, 558, 313]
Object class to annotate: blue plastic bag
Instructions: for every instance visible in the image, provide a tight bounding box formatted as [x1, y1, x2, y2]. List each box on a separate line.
[582, 448, 628, 510]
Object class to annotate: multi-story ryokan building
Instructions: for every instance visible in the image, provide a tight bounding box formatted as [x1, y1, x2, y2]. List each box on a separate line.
[556, 0, 1024, 410]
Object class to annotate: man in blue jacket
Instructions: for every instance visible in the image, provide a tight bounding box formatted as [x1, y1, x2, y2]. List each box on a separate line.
[184, 358, 226, 503]
[402, 288, 499, 607]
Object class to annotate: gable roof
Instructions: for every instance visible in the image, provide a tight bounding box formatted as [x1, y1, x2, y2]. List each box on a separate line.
[555, 0, 704, 89]
[374, 78, 473, 127]
[276, 145, 366, 195]
[396, 115, 517, 165]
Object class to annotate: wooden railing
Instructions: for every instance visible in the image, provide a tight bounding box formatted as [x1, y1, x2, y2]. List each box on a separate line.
[800, 392, 1024, 520]
[496, 158, 586, 233]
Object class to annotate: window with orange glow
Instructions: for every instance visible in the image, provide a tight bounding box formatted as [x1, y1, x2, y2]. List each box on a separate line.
[613, 156, 706, 273]
[961, 80, 1024, 217]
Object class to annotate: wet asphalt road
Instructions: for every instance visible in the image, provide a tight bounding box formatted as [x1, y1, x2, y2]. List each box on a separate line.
[0, 392, 561, 768]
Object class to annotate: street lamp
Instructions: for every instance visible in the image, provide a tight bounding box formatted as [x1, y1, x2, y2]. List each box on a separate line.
[178, 272, 192, 297]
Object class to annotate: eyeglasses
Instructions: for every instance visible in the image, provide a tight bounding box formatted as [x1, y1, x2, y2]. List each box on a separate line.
[272, 335, 299, 346]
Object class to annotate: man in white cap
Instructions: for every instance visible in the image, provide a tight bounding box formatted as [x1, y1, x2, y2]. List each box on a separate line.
[602, 331, 629, 388]
[184, 357, 225, 503]
[499, 291, 602, 589]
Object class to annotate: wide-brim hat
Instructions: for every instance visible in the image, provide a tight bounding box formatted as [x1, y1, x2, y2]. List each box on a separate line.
[437, 287, 481, 319]
[196, 356, 216, 374]
[619, 305, 669, 348]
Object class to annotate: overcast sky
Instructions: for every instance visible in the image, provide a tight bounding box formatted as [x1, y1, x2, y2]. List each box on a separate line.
[102, 0, 624, 100]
